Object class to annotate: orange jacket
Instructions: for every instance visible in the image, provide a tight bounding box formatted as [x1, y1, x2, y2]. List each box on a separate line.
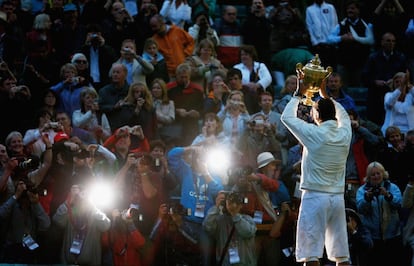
[152, 25, 195, 77]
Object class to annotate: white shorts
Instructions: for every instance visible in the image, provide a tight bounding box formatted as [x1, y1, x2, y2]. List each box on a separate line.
[295, 190, 350, 263]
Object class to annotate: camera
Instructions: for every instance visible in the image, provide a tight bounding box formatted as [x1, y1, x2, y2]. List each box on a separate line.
[220, 191, 245, 214]
[168, 202, 187, 216]
[365, 183, 382, 197]
[227, 166, 253, 185]
[72, 77, 80, 84]
[49, 122, 59, 129]
[248, 119, 264, 127]
[90, 33, 98, 39]
[17, 157, 40, 170]
[122, 207, 140, 220]
[371, 185, 382, 197]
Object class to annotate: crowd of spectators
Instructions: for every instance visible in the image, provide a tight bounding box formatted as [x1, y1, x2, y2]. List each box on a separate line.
[0, 0, 414, 265]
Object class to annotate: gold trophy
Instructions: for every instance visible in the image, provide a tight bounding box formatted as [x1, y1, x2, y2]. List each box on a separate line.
[296, 54, 333, 106]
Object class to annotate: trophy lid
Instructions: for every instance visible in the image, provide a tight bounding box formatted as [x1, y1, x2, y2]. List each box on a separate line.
[296, 54, 332, 81]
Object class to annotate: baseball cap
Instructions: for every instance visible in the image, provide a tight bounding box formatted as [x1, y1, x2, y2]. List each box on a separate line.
[257, 152, 281, 168]
[54, 131, 70, 143]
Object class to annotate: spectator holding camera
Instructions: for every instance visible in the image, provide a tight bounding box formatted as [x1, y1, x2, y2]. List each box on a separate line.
[188, 11, 220, 49]
[203, 191, 257, 266]
[53, 183, 111, 265]
[356, 161, 404, 266]
[71, 53, 94, 88]
[0, 179, 51, 263]
[253, 91, 290, 165]
[113, 152, 164, 237]
[22, 108, 59, 158]
[228, 151, 282, 265]
[80, 23, 117, 91]
[101, 207, 146, 266]
[150, 202, 201, 265]
[114, 38, 154, 86]
[72, 86, 112, 145]
[103, 125, 150, 172]
[101, 1, 137, 54]
[116, 81, 158, 140]
[203, 71, 230, 114]
[112, 149, 167, 266]
[168, 144, 224, 265]
[237, 113, 282, 169]
[217, 90, 250, 145]
[50, 63, 85, 117]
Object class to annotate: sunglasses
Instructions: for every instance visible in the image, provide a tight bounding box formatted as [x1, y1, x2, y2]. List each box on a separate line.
[75, 60, 87, 64]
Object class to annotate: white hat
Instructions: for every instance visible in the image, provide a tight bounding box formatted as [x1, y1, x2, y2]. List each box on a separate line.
[0, 11, 7, 24]
[71, 53, 87, 64]
[257, 152, 280, 168]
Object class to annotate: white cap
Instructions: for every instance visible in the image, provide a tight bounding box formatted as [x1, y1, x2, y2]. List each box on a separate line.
[257, 152, 280, 168]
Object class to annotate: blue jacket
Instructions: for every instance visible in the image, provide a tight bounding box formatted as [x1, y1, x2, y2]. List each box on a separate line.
[168, 147, 224, 223]
[356, 180, 402, 240]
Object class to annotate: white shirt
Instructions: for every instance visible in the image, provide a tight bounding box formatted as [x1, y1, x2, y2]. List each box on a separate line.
[281, 97, 352, 193]
[306, 1, 338, 46]
[233, 61, 272, 90]
[160, 0, 192, 29]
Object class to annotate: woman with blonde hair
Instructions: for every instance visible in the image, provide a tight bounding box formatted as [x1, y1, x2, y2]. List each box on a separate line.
[185, 38, 226, 94]
[72, 86, 111, 144]
[150, 78, 175, 141]
[118, 81, 158, 140]
[356, 161, 403, 266]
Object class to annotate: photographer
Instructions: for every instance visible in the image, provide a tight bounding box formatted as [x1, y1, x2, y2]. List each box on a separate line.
[150, 202, 201, 265]
[237, 113, 282, 168]
[53, 183, 111, 265]
[0, 179, 51, 263]
[203, 191, 257, 266]
[167, 144, 224, 265]
[228, 152, 282, 265]
[101, 207, 146, 266]
[114, 39, 154, 86]
[5, 130, 52, 190]
[356, 161, 403, 266]
[188, 11, 220, 48]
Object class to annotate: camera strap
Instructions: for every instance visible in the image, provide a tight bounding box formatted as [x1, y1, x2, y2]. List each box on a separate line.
[218, 223, 235, 266]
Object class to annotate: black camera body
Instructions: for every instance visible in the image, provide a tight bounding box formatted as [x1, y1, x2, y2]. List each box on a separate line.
[365, 180, 390, 197]
[371, 185, 381, 197]
[122, 207, 140, 220]
[227, 166, 253, 185]
[220, 191, 245, 214]
[16, 156, 40, 171]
